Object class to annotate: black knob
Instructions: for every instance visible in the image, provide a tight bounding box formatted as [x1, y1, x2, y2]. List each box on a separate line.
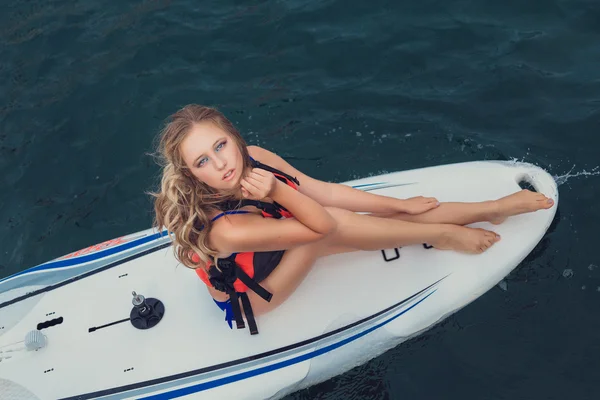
[130, 291, 165, 330]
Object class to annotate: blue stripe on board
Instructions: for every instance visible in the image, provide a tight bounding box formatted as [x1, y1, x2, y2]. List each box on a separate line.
[351, 182, 386, 188]
[0, 230, 170, 284]
[141, 289, 436, 400]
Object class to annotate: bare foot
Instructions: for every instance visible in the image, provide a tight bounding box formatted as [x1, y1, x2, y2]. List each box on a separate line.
[489, 189, 554, 225]
[430, 225, 501, 254]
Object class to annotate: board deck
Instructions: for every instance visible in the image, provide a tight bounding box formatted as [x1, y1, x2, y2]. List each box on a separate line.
[0, 161, 558, 400]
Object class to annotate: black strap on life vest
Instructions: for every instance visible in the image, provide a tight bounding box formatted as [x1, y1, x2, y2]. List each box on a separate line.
[251, 158, 300, 186]
[207, 255, 272, 335]
[217, 198, 287, 219]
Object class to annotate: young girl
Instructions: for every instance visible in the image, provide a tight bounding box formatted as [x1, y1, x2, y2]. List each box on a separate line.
[151, 104, 554, 334]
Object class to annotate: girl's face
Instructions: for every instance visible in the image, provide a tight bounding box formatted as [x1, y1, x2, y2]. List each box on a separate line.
[180, 122, 244, 191]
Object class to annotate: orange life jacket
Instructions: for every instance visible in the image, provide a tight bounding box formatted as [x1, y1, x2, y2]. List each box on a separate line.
[193, 157, 300, 334]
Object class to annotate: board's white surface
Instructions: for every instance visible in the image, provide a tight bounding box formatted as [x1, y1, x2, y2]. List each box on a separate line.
[0, 161, 558, 400]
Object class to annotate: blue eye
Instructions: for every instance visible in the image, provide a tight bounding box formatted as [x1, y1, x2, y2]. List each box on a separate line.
[196, 141, 226, 168]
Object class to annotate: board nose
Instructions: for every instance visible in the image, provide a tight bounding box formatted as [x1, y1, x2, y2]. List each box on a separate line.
[514, 166, 559, 206]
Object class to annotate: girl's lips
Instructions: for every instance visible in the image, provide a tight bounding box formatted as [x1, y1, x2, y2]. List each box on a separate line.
[222, 168, 235, 181]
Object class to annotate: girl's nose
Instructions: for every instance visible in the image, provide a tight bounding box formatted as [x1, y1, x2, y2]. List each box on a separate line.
[214, 155, 226, 170]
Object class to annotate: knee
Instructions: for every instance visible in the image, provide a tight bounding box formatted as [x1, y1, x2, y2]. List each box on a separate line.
[303, 206, 344, 239]
[323, 206, 355, 230]
[323, 206, 353, 216]
[323, 206, 350, 224]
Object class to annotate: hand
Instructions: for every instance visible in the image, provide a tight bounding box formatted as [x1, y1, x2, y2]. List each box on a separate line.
[398, 196, 440, 215]
[240, 168, 278, 200]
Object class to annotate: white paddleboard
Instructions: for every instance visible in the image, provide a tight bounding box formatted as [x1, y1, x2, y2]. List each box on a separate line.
[0, 160, 558, 400]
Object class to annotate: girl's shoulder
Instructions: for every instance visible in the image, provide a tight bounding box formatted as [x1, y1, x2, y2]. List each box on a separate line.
[247, 145, 293, 174]
[247, 145, 275, 164]
[247, 145, 312, 188]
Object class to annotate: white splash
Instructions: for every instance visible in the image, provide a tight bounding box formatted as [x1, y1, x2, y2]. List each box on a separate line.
[553, 165, 600, 186]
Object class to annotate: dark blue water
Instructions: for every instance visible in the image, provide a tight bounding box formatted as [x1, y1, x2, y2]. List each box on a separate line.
[1, 0, 600, 398]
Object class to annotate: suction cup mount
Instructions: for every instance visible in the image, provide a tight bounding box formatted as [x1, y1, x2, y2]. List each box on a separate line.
[130, 291, 165, 330]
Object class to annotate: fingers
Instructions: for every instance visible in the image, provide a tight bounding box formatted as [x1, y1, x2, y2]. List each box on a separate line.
[240, 178, 260, 195]
[416, 196, 439, 204]
[251, 168, 269, 177]
[249, 168, 274, 181]
[241, 170, 273, 199]
[426, 198, 440, 211]
[412, 196, 437, 201]
[245, 174, 264, 186]
[246, 170, 273, 186]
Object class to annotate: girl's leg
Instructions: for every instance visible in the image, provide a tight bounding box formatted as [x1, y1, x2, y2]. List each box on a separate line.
[248, 236, 354, 315]
[323, 206, 500, 254]
[249, 206, 501, 314]
[247, 191, 553, 316]
[369, 190, 554, 226]
[369, 201, 496, 225]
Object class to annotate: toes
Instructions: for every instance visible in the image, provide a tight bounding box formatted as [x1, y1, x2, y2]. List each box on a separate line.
[537, 196, 554, 208]
[479, 232, 500, 252]
[479, 241, 492, 252]
[483, 230, 499, 240]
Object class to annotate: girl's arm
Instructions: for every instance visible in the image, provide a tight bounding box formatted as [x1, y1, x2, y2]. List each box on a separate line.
[248, 146, 438, 214]
[209, 174, 337, 254]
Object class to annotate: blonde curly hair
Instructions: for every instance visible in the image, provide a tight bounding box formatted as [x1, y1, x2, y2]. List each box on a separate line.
[149, 104, 253, 268]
